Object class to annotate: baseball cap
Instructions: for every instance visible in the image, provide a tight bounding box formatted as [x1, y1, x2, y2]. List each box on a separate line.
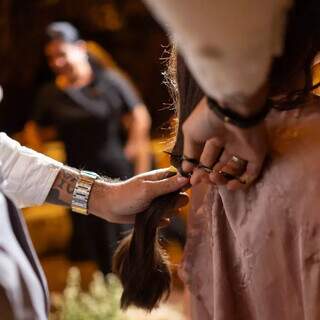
[46, 21, 81, 43]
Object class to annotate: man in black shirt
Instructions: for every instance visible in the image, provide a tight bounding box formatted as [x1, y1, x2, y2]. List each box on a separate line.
[29, 21, 152, 274]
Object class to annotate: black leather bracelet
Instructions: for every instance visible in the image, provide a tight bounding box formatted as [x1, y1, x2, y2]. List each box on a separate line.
[207, 97, 272, 128]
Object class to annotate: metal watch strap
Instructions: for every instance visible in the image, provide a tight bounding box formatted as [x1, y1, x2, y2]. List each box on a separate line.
[71, 170, 100, 215]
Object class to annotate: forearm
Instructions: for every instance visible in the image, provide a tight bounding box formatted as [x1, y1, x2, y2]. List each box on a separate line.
[127, 105, 151, 141]
[45, 166, 79, 206]
[134, 143, 152, 174]
[45, 166, 113, 218]
[125, 105, 152, 172]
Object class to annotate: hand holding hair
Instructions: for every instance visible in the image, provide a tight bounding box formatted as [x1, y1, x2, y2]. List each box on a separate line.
[88, 168, 189, 223]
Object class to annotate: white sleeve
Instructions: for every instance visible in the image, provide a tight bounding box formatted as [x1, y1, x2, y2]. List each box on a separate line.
[143, 0, 293, 103]
[0, 132, 63, 208]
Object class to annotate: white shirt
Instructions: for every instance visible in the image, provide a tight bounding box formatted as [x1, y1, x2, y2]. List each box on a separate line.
[0, 132, 62, 208]
[144, 0, 293, 103]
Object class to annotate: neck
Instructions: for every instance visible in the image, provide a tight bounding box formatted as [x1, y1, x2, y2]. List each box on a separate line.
[58, 62, 93, 89]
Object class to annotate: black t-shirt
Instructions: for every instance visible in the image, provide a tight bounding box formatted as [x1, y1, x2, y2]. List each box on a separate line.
[34, 69, 142, 178]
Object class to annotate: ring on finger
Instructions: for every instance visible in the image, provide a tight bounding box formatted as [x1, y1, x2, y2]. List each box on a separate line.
[231, 155, 247, 167]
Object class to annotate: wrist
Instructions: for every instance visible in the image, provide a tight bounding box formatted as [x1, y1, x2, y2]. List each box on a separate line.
[88, 179, 113, 218]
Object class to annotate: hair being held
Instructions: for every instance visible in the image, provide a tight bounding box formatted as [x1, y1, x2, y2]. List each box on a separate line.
[112, 189, 183, 310]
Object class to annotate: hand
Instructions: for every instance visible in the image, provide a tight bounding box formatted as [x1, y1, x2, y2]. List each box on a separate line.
[89, 168, 189, 223]
[182, 98, 268, 190]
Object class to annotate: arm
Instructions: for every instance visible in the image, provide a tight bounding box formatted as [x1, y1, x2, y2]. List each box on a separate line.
[46, 166, 189, 224]
[0, 132, 189, 219]
[123, 104, 152, 174]
[107, 69, 152, 173]
[0, 132, 188, 221]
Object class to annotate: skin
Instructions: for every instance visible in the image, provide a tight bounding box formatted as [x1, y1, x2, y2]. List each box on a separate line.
[46, 166, 189, 223]
[182, 85, 269, 190]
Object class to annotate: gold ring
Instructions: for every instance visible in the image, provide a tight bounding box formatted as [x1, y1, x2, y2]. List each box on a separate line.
[231, 155, 247, 166]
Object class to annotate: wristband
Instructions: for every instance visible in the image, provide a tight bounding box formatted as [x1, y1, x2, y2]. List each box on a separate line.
[207, 97, 272, 128]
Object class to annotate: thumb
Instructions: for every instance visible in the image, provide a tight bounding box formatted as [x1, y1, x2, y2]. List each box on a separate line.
[147, 174, 189, 198]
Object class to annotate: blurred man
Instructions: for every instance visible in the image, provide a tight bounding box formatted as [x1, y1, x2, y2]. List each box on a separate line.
[28, 21, 152, 274]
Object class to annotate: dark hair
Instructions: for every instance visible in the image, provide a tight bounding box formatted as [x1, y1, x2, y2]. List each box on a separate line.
[112, 0, 320, 311]
[112, 171, 184, 311]
[269, 0, 320, 108]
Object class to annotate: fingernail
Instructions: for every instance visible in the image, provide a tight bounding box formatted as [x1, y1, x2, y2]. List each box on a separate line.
[240, 175, 252, 185]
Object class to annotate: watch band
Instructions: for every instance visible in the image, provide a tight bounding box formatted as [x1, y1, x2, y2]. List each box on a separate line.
[71, 170, 100, 215]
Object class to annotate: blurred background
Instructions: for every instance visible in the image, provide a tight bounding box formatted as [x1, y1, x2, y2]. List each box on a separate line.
[0, 0, 189, 318]
[0, 0, 173, 135]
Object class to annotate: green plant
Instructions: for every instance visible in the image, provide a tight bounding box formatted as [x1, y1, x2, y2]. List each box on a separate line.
[50, 267, 185, 320]
[50, 267, 126, 320]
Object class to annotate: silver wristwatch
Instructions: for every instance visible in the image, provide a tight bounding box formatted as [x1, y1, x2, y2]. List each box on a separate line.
[71, 170, 101, 215]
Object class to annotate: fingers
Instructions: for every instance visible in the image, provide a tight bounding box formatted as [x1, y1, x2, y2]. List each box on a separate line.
[181, 100, 209, 174]
[138, 168, 177, 181]
[235, 158, 263, 188]
[199, 139, 223, 169]
[147, 173, 190, 198]
[209, 151, 248, 187]
[181, 132, 204, 173]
